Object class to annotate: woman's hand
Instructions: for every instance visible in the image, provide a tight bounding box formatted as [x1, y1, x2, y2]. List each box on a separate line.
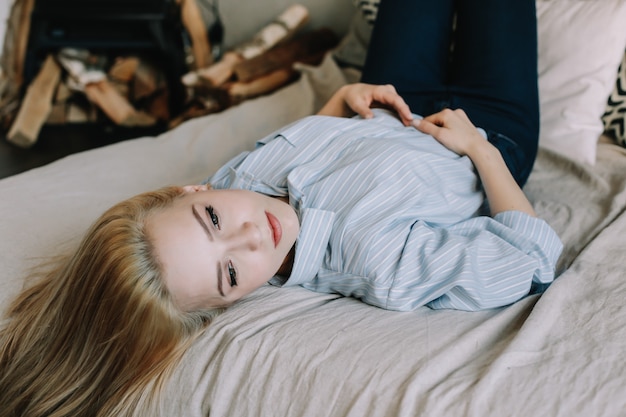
[416, 108, 536, 217]
[414, 108, 485, 156]
[317, 83, 414, 126]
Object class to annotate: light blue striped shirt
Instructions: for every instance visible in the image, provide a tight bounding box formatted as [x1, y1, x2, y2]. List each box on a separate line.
[208, 110, 563, 311]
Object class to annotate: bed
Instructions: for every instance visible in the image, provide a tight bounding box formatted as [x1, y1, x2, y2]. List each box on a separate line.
[2, 1, 626, 416]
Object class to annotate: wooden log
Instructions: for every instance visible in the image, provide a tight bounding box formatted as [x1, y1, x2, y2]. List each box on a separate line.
[46, 101, 68, 124]
[0, 0, 36, 130]
[233, 28, 339, 83]
[84, 80, 156, 126]
[234, 4, 309, 59]
[109, 79, 131, 101]
[85, 80, 134, 123]
[8, 0, 35, 88]
[181, 51, 242, 88]
[7, 55, 61, 148]
[179, 0, 213, 69]
[181, 4, 309, 87]
[146, 89, 170, 121]
[108, 57, 139, 82]
[227, 67, 296, 104]
[54, 80, 73, 103]
[120, 111, 159, 127]
[226, 48, 329, 105]
[57, 49, 107, 87]
[133, 60, 162, 100]
[66, 102, 89, 123]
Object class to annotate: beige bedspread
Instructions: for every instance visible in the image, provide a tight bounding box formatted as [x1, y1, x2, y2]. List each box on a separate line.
[1, 56, 625, 416]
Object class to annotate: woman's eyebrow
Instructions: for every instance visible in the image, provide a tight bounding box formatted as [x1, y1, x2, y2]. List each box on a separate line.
[192, 206, 225, 297]
[191, 206, 214, 241]
[216, 263, 224, 297]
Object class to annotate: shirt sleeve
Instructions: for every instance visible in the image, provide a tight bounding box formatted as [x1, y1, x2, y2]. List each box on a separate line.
[386, 211, 563, 311]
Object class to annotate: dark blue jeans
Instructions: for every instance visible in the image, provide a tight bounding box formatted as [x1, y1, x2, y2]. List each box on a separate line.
[361, 0, 539, 187]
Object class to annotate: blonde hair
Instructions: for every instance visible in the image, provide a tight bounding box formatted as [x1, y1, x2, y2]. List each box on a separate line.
[0, 186, 222, 417]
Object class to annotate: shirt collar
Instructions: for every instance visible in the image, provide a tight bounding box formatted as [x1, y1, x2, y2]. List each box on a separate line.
[270, 207, 335, 287]
[226, 167, 287, 197]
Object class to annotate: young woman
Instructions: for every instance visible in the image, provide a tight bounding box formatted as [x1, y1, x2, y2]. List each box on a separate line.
[157, 83, 559, 313]
[150, 0, 557, 312]
[0, 1, 561, 416]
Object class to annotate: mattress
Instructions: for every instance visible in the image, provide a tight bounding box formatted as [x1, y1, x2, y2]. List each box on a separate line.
[1, 55, 625, 416]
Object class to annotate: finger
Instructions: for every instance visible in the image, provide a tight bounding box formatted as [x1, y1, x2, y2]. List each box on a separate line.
[420, 110, 448, 127]
[390, 97, 413, 125]
[454, 109, 471, 123]
[352, 97, 374, 119]
[454, 108, 472, 124]
[383, 98, 413, 125]
[414, 118, 442, 137]
[373, 90, 413, 125]
[454, 108, 466, 117]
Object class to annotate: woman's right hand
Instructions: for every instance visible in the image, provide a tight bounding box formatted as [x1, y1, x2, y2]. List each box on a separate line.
[414, 108, 485, 156]
[317, 83, 414, 126]
[416, 108, 536, 217]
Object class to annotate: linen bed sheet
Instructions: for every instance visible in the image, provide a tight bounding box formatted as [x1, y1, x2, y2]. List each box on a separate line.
[1, 56, 625, 417]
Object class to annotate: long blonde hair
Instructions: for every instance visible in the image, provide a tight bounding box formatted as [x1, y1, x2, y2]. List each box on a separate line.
[0, 186, 221, 417]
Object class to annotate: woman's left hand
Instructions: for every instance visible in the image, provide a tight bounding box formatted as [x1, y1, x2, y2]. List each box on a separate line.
[318, 83, 414, 126]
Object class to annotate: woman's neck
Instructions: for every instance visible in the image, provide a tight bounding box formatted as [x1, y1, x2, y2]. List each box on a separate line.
[276, 246, 295, 277]
[273, 194, 295, 277]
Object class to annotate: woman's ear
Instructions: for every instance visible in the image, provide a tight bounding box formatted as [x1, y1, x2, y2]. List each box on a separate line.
[182, 184, 211, 193]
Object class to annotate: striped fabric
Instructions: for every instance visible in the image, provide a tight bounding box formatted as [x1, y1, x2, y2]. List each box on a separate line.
[208, 110, 562, 311]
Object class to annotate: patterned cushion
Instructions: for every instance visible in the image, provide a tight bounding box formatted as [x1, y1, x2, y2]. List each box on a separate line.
[603, 52, 626, 146]
[353, 0, 380, 25]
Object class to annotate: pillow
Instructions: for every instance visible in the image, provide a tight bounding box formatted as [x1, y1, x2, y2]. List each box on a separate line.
[536, 0, 626, 165]
[602, 51, 626, 146]
[353, 0, 379, 25]
[334, 0, 626, 165]
[332, 1, 377, 69]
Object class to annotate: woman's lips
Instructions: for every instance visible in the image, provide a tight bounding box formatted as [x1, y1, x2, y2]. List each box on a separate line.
[266, 211, 282, 247]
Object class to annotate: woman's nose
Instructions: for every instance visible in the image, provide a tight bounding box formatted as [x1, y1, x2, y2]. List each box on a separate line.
[228, 222, 261, 251]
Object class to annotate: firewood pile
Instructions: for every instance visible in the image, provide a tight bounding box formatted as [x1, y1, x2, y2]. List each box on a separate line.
[0, 1, 339, 148]
[5, 51, 171, 148]
[172, 4, 339, 127]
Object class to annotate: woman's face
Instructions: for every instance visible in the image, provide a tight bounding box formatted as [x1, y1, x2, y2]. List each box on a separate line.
[147, 185, 299, 310]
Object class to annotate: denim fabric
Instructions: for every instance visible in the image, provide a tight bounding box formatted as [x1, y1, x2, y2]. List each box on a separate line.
[361, 0, 539, 187]
[485, 129, 533, 187]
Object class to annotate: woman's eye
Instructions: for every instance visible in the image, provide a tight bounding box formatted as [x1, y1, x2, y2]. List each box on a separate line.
[206, 206, 219, 229]
[227, 261, 238, 287]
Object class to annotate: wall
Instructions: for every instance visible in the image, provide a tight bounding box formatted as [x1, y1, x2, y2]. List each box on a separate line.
[217, 0, 355, 49]
[0, 0, 10, 59]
